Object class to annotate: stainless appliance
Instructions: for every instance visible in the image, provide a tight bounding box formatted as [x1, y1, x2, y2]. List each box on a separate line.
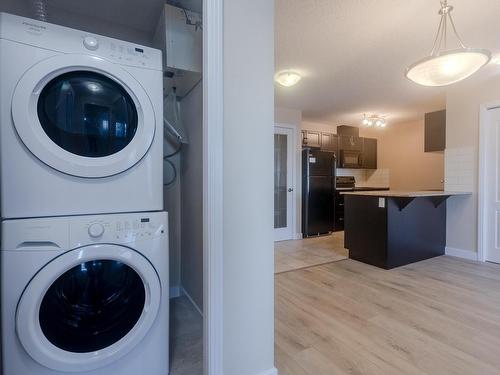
[339, 150, 363, 168]
[302, 149, 336, 237]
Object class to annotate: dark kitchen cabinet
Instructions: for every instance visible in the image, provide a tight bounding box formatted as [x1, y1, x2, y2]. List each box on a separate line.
[339, 135, 363, 151]
[425, 110, 446, 152]
[302, 130, 321, 148]
[320, 132, 338, 154]
[362, 138, 377, 169]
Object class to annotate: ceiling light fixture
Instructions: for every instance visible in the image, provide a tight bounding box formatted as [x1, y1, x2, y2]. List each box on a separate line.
[275, 70, 302, 87]
[405, 0, 491, 87]
[362, 114, 386, 128]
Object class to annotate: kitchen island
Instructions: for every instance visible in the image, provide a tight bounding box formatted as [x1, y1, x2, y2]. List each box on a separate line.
[342, 190, 470, 269]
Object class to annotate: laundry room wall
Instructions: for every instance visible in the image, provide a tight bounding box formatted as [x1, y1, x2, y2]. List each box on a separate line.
[180, 81, 203, 312]
[1, 0, 29, 15]
[0, 1, 153, 46]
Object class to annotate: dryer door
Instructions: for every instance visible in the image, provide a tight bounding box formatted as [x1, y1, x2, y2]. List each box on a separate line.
[11, 54, 156, 178]
[16, 244, 161, 372]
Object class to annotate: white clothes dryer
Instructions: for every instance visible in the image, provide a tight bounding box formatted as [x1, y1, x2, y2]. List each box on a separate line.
[1, 211, 169, 374]
[0, 13, 164, 218]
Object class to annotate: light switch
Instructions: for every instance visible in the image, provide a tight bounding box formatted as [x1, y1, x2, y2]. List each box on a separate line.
[378, 198, 385, 208]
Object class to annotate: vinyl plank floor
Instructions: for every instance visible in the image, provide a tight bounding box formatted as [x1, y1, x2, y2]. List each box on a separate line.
[275, 256, 500, 375]
[275, 232, 348, 273]
[170, 296, 203, 375]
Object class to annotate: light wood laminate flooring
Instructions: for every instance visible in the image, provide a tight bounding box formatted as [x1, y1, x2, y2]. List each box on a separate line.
[275, 232, 348, 274]
[275, 256, 500, 375]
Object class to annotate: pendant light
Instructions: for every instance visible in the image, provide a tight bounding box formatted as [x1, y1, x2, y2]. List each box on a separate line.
[405, 0, 491, 87]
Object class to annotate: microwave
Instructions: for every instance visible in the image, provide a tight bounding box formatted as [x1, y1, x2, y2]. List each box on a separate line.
[340, 150, 363, 168]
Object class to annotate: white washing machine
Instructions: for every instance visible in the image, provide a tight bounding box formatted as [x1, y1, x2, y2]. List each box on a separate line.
[1, 211, 169, 375]
[0, 13, 164, 219]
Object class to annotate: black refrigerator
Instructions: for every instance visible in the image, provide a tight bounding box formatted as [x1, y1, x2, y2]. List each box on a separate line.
[302, 148, 336, 237]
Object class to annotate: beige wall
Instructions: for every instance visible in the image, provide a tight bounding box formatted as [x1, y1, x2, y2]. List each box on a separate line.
[371, 120, 444, 190]
[444, 74, 500, 255]
[302, 120, 444, 190]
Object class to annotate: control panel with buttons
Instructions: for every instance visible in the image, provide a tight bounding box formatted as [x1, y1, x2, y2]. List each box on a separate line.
[2, 13, 162, 71]
[69, 212, 167, 248]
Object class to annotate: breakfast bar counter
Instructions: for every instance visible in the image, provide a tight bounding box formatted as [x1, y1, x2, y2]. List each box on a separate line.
[342, 191, 470, 269]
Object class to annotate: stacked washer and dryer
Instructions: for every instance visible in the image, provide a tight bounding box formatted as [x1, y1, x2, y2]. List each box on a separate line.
[0, 13, 169, 375]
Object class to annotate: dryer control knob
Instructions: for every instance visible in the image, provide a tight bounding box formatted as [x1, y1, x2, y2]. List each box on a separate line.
[83, 36, 99, 51]
[88, 223, 104, 238]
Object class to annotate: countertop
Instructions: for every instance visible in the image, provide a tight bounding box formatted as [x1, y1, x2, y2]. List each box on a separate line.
[341, 190, 471, 197]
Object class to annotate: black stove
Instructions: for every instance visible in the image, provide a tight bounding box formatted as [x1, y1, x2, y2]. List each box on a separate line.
[333, 176, 355, 231]
[336, 176, 356, 191]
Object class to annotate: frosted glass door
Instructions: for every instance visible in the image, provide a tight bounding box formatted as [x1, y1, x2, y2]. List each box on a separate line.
[274, 126, 294, 241]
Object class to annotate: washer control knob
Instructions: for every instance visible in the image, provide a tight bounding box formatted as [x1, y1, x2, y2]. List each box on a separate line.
[88, 223, 104, 238]
[83, 36, 99, 50]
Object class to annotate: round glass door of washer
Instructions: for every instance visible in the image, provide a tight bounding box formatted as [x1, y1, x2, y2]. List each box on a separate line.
[15, 245, 161, 372]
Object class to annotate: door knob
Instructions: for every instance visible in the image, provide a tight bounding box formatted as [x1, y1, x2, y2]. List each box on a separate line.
[288, 188, 294, 192]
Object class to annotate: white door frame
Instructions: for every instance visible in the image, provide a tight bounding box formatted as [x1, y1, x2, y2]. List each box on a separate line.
[203, 0, 224, 374]
[478, 100, 500, 262]
[274, 124, 297, 241]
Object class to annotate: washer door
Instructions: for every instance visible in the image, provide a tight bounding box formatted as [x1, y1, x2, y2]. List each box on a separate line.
[16, 244, 161, 372]
[12, 54, 156, 178]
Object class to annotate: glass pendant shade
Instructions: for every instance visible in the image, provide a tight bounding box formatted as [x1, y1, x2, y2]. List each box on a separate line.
[406, 1, 491, 87]
[406, 48, 491, 87]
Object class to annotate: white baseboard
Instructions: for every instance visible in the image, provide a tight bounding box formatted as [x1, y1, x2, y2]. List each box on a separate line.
[182, 287, 204, 317]
[169, 286, 182, 299]
[294, 233, 303, 240]
[445, 247, 478, 261]
[257, 367, 278, 375]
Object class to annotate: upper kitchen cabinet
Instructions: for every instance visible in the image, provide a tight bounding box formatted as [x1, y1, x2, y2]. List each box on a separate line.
[361, 138, 377, 169]
[320, 132, 339, 154]
[339, 135, 363, 151]
[424, 110, 446, 152]
[337, 125, 363, 152]
[302, 130, 321, 148]
[302, 130, 338, 153]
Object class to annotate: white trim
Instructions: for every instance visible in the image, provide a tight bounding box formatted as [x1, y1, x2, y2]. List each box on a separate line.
[203, 0, 224, 374]
[182, 287, 204, 317]
[478, 101, 500, 263]
[274, 124, 297, 242]
[445, 246, 479, 261]
[257, 368, 278, 375]
[294, 233, 303, 240]
[169, 286, 182, 299]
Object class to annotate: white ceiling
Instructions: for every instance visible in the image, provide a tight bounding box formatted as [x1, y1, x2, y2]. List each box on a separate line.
[275, 0, 500, 126]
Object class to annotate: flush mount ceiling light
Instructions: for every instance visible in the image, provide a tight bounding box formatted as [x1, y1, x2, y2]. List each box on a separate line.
[362, 114, 386, 128]
[275, 71, 302, 87]
[405, 0, 491, 87]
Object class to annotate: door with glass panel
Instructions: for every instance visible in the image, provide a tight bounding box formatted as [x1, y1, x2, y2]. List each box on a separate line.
[274, 126, 295, 241]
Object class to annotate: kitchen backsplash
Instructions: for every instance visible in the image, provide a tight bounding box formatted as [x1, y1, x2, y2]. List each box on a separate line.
[337, 168, 390, 188]
[444, 146, 474, 192]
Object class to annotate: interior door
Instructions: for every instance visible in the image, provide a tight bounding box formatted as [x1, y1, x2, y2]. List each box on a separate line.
[485, 107, 500, 263]
[274, 126, 295, 241]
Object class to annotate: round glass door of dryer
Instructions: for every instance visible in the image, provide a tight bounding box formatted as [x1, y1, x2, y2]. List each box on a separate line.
[15, 244, 161, 372]
[11, 54, 156, 178]
[37, 71, 138, 158]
